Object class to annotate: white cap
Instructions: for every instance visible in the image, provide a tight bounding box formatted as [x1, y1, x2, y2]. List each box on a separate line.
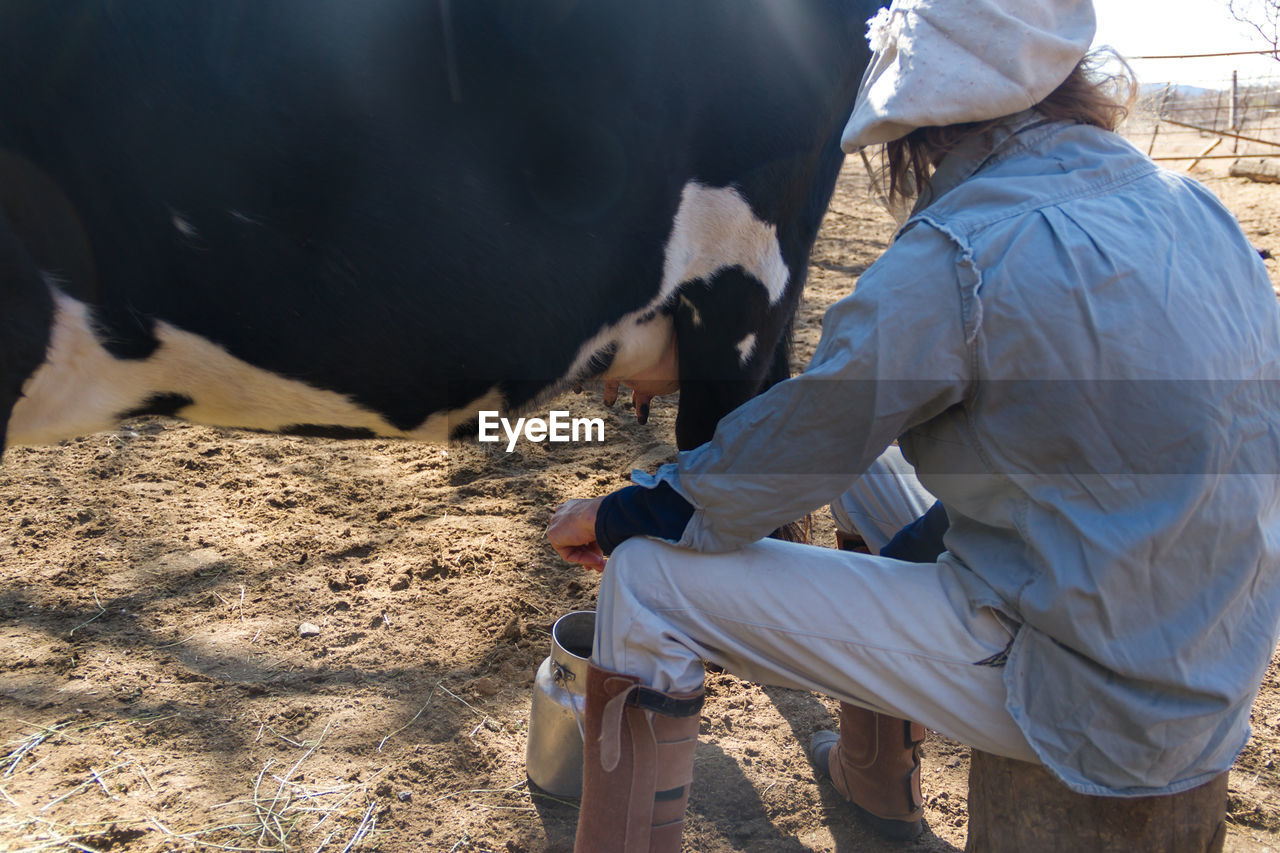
[841, 0, 1097, 151]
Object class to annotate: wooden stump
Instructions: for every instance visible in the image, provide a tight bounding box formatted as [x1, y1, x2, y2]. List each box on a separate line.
[964, 750, 1228, 853]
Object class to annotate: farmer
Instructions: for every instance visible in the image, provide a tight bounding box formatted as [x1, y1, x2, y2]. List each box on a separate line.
[546, 0, 1280, 850]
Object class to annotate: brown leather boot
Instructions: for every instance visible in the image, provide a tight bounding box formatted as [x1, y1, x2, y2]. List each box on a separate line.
[574, 663, 704, 853]
[809, 701, 925, 840]
[834, 529, 873, 554]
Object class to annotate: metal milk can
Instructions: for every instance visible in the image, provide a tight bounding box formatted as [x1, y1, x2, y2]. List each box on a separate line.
[526, 609, 594, 798]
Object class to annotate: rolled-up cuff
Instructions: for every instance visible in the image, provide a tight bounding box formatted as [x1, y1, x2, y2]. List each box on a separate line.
[594, 482, 695, 555]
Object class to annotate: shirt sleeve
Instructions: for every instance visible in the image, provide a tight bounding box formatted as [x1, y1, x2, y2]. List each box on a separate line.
[635, 221, 975, 552]
[594, 482, 696, 555]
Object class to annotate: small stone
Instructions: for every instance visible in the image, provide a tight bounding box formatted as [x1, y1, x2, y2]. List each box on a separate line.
[397, 790, 413, 802]
[299, 622, 321, 637]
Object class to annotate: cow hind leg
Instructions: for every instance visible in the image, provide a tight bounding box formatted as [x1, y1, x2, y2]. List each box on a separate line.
[672, 271, 810, 542]
[0, 212, 55, 457]
[760, 320, 795, 394]
[754, 324, 813, 542]
[671, 272, 778, 452]
[758, 324, 812, 544]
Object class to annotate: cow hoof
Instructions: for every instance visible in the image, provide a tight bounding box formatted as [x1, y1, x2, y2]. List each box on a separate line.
[636, 401, 650, 424]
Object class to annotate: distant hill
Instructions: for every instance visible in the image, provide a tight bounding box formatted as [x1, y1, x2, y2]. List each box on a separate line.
[1139, 82, 1218, 99]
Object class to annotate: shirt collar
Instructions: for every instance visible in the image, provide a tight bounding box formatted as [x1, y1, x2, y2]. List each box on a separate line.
[907, 110, 1056, 219]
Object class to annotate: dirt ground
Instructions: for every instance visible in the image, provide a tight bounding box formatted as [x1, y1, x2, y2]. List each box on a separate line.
[3, 148, 1280, 853]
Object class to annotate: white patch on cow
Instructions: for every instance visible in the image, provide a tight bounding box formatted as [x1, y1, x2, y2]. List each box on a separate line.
[659, 182, 789, 306]
[736, 333, 757, 367]
[7, 289, 421, 445]
[554, 181, 789, 395]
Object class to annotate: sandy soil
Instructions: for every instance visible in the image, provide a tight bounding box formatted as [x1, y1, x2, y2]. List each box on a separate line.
[2, 151, 1280, 853]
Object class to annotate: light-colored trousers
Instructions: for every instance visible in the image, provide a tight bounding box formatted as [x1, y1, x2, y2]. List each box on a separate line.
[593, 447, 1039, 762]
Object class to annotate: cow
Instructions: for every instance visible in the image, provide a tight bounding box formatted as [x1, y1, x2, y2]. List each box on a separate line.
[0, 0, 882, 457]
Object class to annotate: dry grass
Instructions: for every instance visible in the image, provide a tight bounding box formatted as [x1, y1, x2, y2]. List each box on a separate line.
[1, 712, 391, 853]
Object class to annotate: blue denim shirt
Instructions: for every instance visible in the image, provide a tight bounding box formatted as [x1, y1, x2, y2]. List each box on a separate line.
[641, 115, 1280, 796]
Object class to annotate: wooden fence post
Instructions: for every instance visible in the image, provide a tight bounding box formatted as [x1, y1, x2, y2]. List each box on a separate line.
[1148, 83, 1172, 157]
[1232, 70, 1240, 153]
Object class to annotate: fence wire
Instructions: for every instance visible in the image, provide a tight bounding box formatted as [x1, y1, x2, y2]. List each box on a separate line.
[1121, 67, 1280, 160]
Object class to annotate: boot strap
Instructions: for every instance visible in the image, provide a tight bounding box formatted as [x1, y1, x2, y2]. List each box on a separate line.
[629, 686, 704, 718]
[846, 717, 925, 770]
[600, 681, 705, 772]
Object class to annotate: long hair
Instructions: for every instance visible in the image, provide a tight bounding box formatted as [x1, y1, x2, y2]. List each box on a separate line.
[881, 51, 1137, 205]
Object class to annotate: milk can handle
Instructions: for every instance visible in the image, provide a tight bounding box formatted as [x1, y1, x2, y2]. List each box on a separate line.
[552, 662, 586, 741]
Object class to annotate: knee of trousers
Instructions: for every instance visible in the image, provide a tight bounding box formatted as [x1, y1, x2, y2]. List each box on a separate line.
[595, 537, 707, 692]
[599, 537, 687, 618]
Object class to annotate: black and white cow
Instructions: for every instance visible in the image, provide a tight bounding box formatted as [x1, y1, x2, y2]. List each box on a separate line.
[0, 0, 881, 455]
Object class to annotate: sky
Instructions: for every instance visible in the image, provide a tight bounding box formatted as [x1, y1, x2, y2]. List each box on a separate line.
[1092, 0, 1279, 87]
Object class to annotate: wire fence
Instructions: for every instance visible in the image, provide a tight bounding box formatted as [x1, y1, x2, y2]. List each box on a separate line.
[1119, 54, 1280, 164]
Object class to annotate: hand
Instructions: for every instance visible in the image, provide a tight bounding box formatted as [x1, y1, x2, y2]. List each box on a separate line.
[547, 497, 607, 572]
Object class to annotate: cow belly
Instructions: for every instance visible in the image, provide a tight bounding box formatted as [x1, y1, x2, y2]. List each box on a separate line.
[9, 181, 792, 446]
[6, 290, 501, 445]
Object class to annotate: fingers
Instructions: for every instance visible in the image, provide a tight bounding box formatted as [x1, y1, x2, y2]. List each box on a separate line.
[556, 542, 606, 573]
[546, 497, 607, 571]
